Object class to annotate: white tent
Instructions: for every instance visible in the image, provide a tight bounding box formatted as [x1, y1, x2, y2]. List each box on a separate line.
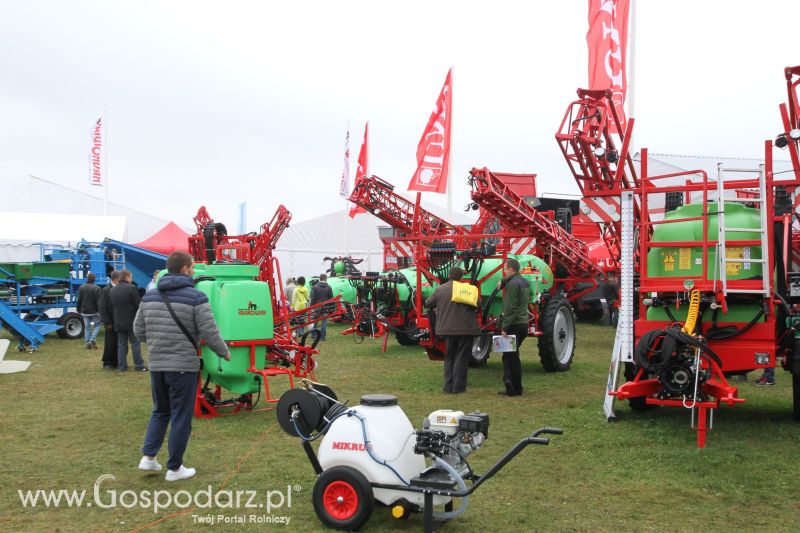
[275, 204, 477, 279]
[0, 175, 179, 261]
[0, 212, 126, 261]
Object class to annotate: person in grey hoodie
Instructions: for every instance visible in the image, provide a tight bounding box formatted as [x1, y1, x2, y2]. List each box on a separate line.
[133, 251, 230, 482]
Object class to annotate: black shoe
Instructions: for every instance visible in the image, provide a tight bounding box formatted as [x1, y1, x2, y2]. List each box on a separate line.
[91, 341, 98, 349]
[497, 390, 512, 396]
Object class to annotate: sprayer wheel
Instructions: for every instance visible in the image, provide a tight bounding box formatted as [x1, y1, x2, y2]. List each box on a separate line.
[468, 335, 491, 367]
[537, 296, 576, 372]
[313, 466, 374, 530]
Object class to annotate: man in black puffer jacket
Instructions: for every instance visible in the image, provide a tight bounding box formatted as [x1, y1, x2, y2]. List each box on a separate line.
[110, 269, 146, 371]
[134, 251, 229, 482]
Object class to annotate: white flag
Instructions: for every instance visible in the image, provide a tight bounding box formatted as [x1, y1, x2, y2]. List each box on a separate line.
[90, 116, 103, 187]
[338, 129, 350, 197]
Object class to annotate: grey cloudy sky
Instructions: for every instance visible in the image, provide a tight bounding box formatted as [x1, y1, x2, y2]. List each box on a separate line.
[1, 1, 798, 233]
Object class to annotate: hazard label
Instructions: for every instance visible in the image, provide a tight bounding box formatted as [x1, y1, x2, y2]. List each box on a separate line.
[663, 252, 676, 272]
[679, 248, 691, 270]
[726, 247, 744, 276]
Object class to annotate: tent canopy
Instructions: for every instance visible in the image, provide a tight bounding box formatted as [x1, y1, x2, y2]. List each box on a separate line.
[133, 222, 190, 256]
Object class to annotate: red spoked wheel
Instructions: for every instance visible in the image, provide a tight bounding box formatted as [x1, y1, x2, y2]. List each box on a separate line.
[323, 481, 358, 520]
[313, 466, 373, 530]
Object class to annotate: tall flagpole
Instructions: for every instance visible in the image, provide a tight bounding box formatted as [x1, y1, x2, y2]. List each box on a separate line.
[628, 0, 636, 148]
[344, 122, 351, 257]
[446, 66, 453, 219]
[103, 104, 108, 216]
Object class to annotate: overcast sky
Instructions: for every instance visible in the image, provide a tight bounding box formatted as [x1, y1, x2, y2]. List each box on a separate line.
[1, 1, 798, 233]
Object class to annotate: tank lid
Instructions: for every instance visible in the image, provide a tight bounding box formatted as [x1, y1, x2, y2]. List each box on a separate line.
[360, 394, 397, 407]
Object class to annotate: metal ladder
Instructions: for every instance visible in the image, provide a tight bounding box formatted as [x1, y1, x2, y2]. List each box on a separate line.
[716, 163, 770, 297]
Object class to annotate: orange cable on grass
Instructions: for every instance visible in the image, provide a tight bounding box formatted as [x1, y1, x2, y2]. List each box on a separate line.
[128, 422, 277, 533]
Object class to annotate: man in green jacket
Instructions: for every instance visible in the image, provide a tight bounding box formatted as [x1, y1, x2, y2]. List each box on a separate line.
[500, 258, 530, 396]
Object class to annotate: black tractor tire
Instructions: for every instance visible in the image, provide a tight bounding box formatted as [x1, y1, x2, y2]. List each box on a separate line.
[394, 331, 420, 346]
[793, 374, 800, 422]
[624, 362, 657, 412]
[468, 335, 491, 368]
[537, 296, 576, 372]
[313, 466, 374, 531]
[56, 312, 84, 340]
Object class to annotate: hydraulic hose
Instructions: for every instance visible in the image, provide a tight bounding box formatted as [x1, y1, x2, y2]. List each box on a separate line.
[431, 455, 469, 520]
[682, 290, 701, 335]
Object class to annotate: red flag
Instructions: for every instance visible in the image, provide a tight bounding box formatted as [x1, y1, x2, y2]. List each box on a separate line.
[408, 69, 452, 194]
[349, 123, 368, 218]
[89, 116, 104, 186]
[587, 0, 630, 133]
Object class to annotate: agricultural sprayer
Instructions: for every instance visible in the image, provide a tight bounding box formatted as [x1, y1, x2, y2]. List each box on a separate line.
[276, 380, 562, 532]
[556, 66, 800, 446]
[185, 206, 346, 417]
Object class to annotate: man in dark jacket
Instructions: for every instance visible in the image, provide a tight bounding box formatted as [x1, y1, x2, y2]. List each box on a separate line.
[76, 272, 102, 349]
[99, 270, 120, 369]
[110, 269, 146, 371]
[309, 273, 334, 340]
[499, 258, 530, 396]
[134, 251, 229, 481]
[424, 267, 482, 394]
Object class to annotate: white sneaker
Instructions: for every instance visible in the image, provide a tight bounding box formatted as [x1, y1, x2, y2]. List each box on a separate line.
[165, 465, 196, 481]
[138, 456, 162, 471]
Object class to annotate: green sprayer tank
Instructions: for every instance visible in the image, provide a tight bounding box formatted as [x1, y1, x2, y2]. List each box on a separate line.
[326, 276, 357, 305]
[397, 255, 553, 309]
[193, 263, 273, 394]
[646, 202, 764, 322]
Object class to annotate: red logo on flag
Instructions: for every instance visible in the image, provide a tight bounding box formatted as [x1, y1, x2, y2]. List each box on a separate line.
[339, 129, 350, 198]
[349, 123, 368, 218]
[90, 117, 103, 186]
[587, 0, 630, 133]
[408, 69, 452, 194]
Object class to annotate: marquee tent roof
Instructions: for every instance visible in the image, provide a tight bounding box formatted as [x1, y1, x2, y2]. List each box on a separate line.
[0, 175, 179, 242]
[133, 222, 190, 256]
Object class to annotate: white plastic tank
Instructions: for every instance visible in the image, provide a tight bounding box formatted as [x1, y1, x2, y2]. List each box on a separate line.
[318, 394, 449, 507]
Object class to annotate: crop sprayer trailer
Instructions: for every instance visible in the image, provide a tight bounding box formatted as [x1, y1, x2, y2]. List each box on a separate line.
[556, 66, 800, 447]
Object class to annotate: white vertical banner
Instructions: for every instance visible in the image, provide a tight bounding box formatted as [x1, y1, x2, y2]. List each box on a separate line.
[238, 202, 247, 234]
[90, 115, 104, 187]
[339, 128, 350, 198]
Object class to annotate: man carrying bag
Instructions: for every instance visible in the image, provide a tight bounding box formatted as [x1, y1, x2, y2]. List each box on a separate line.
[133, 251, 230, 481]
[424, 267, 482, 394]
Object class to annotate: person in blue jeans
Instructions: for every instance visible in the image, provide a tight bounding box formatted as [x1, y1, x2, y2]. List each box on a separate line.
[76, 273, 102, 349]
[134, 252, 229, 481]
[110, 269, 146, 371]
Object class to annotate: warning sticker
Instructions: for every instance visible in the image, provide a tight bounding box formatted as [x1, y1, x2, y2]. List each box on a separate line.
[726, 247, 744, 276]
[663, 252, 676, 272]
[679, 248, 691, 270]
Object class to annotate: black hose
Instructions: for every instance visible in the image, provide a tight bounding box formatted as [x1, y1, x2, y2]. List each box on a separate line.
[706, 303, 766, 340]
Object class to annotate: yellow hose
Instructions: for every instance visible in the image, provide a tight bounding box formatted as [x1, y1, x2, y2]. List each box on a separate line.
[682, 290, 701, 335]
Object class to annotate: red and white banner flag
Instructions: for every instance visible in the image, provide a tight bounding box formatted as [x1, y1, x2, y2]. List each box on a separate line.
[408, 69, 452, 194]
[349, 123, 368, 218]
[338, 128, 350, 198]
[587, 0, 630, 133]
[89, 116, 104, 186]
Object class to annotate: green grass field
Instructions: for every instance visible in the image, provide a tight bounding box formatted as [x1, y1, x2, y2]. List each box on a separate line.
[1, 322, 799, 533]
